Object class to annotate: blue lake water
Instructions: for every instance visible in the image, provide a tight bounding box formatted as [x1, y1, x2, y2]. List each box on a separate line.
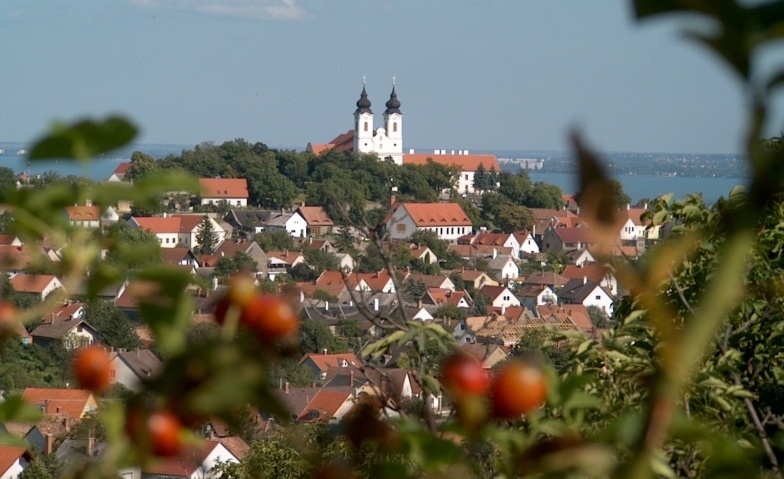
[528, 172, 745, 206]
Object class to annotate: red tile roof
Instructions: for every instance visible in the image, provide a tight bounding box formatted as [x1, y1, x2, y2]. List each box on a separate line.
[66, 205, 101, 221]
[112, 162, 131, 175]
[199, 178, 249, 199]
[299, 352, 361, 373]
[298, 389, 353, 422]
[562, 263, 613, 283]
[297, 206, 334, 227]
[0, 446, 28, 475]
[132, 215, 205, 234]
[142, 440, 222, 476]
[10, 273, 60, 294]
[308, 131, 355, 155]
[21, 388, 94, 419]
[403, 153, 500, 172]
[396, 202, 472, 227]
[537, 304, 593, 333]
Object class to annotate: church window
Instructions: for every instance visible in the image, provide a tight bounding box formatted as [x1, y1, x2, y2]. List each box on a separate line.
[393, 122, 398, 132]
[364, 122, 369, 132]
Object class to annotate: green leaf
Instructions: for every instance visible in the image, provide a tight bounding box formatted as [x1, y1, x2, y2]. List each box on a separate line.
[29, 116, 138, 162]
[0, 395, 43, 423]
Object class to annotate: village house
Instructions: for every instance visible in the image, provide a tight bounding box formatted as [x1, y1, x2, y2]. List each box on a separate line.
[109, 348, 163, 392]
[558, 278, 615, 316]
[541, 226, 595, 253]
[385, 201, 473, 243]
[66, 205, 119, 229]
[274, 384, 355, 423]
[479, 285, 521, 309]
[619, 204, 661, 243]
[21, 388, 98, 420]
[266, 250, 306, 280]
[106, 162, 130, 182]
[402, 152, 500, 195]
[298, 352, 362, 380]
[0, 446, 32, 479]
[486, 253, 520, 282]
[296, 206, 335, 236]
[446, 269, 498, 291]
[461, 343, 509, 369]
[29, 301, 98, 350]
[160, 247, 200, 267]
[537, 303, 595, 336]
[200, 239, 267, 276]
[198, 178, 249, 207]
[10, 273, 64, 301]
[516, 284, 558, 311]
[129, 214, 226, 249]
[562, 262, 619, 296]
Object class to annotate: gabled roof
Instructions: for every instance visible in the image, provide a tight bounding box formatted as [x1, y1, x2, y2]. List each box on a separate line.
[623, 207, 649, 226]
[199, 178, 249, 199]
[549, 227, 594, 244]
[559, 279, 613, 304]
[298, 352, 361, 373]
[562, 262, 614, 283]
[537, 304, 593, 333]
[473, 232, 512, 247]
[478, 284, 512, 300]
[66, 206, 101, 221]
[0, 446, 30, 475]
[394, 202, 472, 227]
[406, 273, 450, 289]
[30, 302, 91, 339]
[10, 273, 60, 294]
[266, 250, 304, 265]
[131, 214, 209, 234]
[356, 269, 395, 292]
[297, 389, 353, 422]
[21, 388, 94, 419]
[521, 271, 569, 288]
[297, 206, 334, 227]
[142, 440, 224, 476]
[308, 130, 355, 155]
[160, 247, 198, 266]
[111, 348, 163, 381]
[112, 162, 131, 175]
[402, 153, 500, 172]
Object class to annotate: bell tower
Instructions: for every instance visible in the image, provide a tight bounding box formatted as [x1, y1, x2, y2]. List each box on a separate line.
[383, 78, 403, 164]
[353, 79, 374, 154]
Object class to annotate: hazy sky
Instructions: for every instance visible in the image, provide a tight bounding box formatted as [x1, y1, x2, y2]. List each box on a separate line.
[0, 1, 756, 154]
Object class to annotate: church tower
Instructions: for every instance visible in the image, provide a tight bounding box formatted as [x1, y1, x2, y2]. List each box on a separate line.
[353, 83, 374, 154]
[383, 81, 403, 164]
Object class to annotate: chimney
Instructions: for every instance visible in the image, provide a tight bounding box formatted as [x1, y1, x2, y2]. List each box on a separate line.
[284, 381, 290, 393]
[87, 434, 95, 457]
[583, 276, 587, 285]
[325, 301, 329, 311]
[299, 289, 305, 303]
[322, 348, 328, 355]
[492, 248, 497, 259]
[162, 212, 167, 218]
[501, 304, 506, 315]
[626, 203, 630, 210]
[349, 370, 355, 386]
[390, 195, 396, 207]
[211, 276, 218, 290]
[374, 298, 379, 312]
[45, 434, 53, 455]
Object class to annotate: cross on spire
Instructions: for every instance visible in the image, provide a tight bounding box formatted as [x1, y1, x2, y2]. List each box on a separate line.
[392, 75, 396, 85]
[362, 75, 366, 85]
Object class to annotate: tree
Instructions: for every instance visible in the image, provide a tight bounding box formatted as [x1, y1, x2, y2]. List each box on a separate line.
[83, 301, 141, 350]
[402, 279, 428, 303]
[253, 230, 295, 252]
[103, 221, 163, 270]
[298, 318, 348, 355]
[18, 457, 55, 479]
[473, 163, 487, 193]
[125, 151, 158, 182]
[498, 170, 533, 205]
[194, 215, 219, 255]
[525, 182, 563, 209]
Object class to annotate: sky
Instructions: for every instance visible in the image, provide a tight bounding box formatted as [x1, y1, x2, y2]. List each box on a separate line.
[0, 1, 765, 154]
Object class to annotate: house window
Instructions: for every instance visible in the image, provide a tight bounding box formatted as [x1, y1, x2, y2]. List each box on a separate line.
[595, 295, 601, 300]
[464, 174, 469, 180]
[396, 224, 406, 233]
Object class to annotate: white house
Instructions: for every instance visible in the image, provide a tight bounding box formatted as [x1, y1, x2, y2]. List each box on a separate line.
[265, 210, 308, 238]
[199, 178, 250, 207]
[141, 440, 239, 479]
[385, 201, 473, 243]
[513, 230, 541, 255]
[479, 285, 521, 309]
[129, 214, 226, 249]
[516, 285, 558, 311]
[402, 152, 500, 195]
[487, 253, 519, 282]
[0, 446, 30, 479]
[10, 273, 64, 301]
[620, 206, 661, 242]
[109, 348, 163, 392]
[559, 278, 615, 316]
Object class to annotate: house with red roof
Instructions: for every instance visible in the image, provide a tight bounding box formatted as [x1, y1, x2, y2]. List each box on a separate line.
[142, 439, 239, 478]
[537, 303, 595, 336]
[562, 262, 618, 296]
[274, 384, 355, 423]
[66, 205, 118, 229]
[22, 388, 98, 420]
[266, 250, 305, 280]
[30, 301, 98, 350]
[558, 278, 615, 316]
[478, 285, 520, 309]
[198, 178, 249, 207]
[10, 273, 64, 301]
[129, 214, 226, 249]
[298, 352, 361, 380]
[0, 445, 31, 479]
[106, 162, 131, 182]
[402, 152, 500, 194]
[620, 205, 661, 242]
[385, 201, 472, 243]
[296, 205, 334, 236]
[541, 226, 595, 253]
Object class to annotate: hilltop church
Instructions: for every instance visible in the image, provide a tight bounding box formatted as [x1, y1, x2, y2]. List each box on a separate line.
[307, 81, 500, 194]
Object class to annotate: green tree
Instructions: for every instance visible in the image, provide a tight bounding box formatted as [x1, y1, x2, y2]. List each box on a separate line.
[195, 215, 219, 255]
[103, 221, 162, 270]
[18, 457, 55, 479]
[525, 182, 563, 209]
[253, 230, 295, 252]
[498, 170, 532, 205]
[298, 318, 348, 355]
[83, 301, 141, 350]
[402, 279, 428, 303]
[473, 163, 487, 193]
[125, 151, 158, 182]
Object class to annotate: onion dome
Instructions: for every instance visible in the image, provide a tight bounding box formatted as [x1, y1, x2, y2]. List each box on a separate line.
[355, 85, 372, 114]
[385, 85, 401, 115]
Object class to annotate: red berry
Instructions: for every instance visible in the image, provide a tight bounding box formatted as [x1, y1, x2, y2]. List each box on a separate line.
[490, 360, 547, 419]
[146, 410, 183, 457]
[73, 346, 112, 393]
[240, 295, 299, 342]
[441, 353, 490, 397]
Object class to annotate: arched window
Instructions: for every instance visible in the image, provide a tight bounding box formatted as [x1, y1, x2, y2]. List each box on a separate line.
[393, 122, 398, 132]
[364, 122, 369, 132]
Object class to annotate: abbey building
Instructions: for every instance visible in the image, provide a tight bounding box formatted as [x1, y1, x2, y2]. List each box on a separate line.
[308, 82, 499, 194]
[308, 82, 404, 165]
